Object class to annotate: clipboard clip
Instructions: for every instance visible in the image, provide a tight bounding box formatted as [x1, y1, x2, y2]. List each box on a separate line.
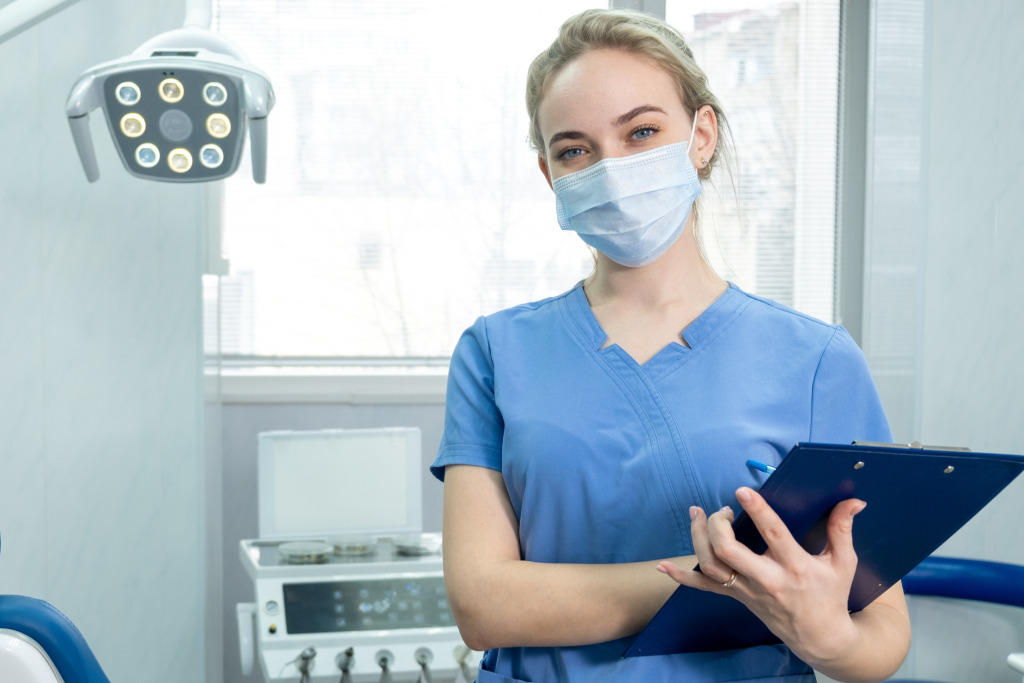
[852, 440, 971, 452]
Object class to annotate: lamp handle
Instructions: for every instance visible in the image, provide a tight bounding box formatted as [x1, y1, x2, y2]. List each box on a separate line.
[65, 73, 102, 182]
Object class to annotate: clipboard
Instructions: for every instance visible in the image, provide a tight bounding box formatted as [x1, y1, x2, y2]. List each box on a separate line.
[623, 441, 1024, 657]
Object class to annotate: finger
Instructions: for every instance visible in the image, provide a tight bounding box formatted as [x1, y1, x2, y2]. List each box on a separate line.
[733, 487, 805, 566]
[705, 503, 736, 549]
[704, 504, 746, 569]
[655, 559, 691, 583]
[689, 506, 738, 583]
[822, 498, 866, 567]
[657, 560, 735, 593]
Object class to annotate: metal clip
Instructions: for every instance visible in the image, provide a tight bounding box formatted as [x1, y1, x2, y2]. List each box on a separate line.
[853, 440, 971, 452]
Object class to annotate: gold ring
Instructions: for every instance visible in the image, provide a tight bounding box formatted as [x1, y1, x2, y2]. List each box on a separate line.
[723, 571, 738, 588]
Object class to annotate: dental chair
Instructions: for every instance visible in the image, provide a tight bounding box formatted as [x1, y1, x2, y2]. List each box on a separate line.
[0, 533, 111, 683]
[887, 556, 1024, 683]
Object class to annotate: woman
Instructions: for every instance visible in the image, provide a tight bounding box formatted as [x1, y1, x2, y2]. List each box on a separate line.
[431, 9, 910, 682]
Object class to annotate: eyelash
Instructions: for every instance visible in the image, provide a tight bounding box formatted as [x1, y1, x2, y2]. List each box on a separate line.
[630, 124, 660, 140]
[555, 146, 585, 161]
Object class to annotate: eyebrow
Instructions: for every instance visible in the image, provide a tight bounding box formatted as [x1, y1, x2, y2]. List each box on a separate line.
[614, 104, 667, 126]
[547, 130, 585, 149]
[546, 104, 669, 150]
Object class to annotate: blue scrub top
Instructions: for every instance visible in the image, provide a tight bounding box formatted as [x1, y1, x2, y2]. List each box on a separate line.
[432, 283, 892, 683]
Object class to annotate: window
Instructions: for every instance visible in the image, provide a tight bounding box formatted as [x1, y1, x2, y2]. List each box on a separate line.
[214, 0, 841, 358]
[666, 0, 841, 322]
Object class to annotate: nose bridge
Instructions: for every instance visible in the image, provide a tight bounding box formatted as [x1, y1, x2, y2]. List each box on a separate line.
[593, 134, 632, 164]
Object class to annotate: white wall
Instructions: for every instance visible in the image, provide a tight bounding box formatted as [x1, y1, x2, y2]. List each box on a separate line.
[917, 0, 1024, 509]
[866, 0, 1024, 564]
[862, 0, 1024, 680]
[0, 1, 208, 681]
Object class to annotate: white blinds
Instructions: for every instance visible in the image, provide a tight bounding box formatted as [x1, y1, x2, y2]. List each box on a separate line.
[214, 0, 841, 357]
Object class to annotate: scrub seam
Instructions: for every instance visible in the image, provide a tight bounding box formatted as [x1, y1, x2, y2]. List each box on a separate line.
[630, 360, 710, 540]
[807, 326, 842, 442]
[557, 293, 699, 551]
[653, 288, 750, 383]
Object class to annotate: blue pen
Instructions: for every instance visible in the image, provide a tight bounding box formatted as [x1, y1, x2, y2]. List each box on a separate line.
[746, 459, 776, 474]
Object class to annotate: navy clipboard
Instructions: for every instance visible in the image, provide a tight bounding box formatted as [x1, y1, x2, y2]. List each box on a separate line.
[623, 441, 1024, 657]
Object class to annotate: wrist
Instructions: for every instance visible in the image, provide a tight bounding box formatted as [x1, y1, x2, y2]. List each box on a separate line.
[790, 615, 863, 677]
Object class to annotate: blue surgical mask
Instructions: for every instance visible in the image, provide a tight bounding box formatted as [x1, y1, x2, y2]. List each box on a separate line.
[552, 115, 702, 267]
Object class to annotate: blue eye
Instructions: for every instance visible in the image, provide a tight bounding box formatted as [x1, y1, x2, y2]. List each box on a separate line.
[632, 126, 657, 140]
[558, 147, 584, 160]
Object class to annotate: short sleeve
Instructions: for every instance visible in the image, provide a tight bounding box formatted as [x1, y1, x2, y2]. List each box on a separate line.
[809, 327, 893, 444]
[430, 316, 505, 481]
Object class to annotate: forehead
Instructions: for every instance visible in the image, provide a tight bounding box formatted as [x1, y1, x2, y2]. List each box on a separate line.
[537, 48, 685, 137]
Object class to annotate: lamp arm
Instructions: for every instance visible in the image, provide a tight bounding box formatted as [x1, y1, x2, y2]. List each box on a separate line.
[0, 0, 84, 45]
[183, 0, 211, 30]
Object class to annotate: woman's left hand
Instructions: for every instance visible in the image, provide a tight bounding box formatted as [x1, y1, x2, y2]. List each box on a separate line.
[657, 486, 906, 677]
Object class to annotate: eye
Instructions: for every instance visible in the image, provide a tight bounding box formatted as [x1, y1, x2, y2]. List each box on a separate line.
[630, 125, 659, 141]
[556, 146, 585, 161]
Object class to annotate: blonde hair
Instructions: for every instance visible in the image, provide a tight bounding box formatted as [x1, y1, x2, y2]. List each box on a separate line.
[526, 8, 735, 264]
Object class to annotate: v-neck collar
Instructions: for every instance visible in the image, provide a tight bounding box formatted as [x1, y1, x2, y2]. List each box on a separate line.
[563, 281, 746, 373]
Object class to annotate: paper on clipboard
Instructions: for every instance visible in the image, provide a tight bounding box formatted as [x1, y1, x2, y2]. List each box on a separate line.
[623, 441, 1024, 658]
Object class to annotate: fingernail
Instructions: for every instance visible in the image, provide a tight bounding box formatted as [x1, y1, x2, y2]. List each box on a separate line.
[852, 501, 867, 516]
[689, 506, 700, 521]
[736, 487, 752, 503]
[656, 563, 668, 574]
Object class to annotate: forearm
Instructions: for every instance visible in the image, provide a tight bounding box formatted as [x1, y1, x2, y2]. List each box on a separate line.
[442, 463, 689, 650]
[446, 553, 689, 650]
[793, 586, 911, 683]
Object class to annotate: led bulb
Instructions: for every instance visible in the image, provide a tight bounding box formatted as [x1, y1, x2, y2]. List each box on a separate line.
[120, 113, 146, 138]
[206, 113, 231, 138]
[168, 148, 193, 173]
[203, 82, 228, 106]
[199, 144, 224, 169]
[135, 143, 160, 168]
[115, 82, 141, 106]
[159, 78, 184, 103]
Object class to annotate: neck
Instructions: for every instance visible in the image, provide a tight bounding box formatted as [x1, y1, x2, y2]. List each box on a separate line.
[583, 219, 726, 310]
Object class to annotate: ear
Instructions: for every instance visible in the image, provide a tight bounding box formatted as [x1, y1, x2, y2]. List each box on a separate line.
[537, 154, 554, 191]
[692, 104, 719, 174]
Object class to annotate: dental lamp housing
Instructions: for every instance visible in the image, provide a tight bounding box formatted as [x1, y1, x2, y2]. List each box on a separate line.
[66, 27, 275, 183]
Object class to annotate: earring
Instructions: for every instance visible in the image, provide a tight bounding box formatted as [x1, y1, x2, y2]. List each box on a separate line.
[700, 157, 707, 166]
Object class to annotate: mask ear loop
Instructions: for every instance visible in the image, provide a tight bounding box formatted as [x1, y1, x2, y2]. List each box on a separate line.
[689, 108, 712, 173]
[686, 109, 700, 162]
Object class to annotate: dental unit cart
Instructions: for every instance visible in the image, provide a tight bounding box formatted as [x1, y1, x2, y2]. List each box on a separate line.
[237, 427, 480, 683]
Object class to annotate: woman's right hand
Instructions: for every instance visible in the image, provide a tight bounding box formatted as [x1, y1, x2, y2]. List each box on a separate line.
[656, 487, 910, 683]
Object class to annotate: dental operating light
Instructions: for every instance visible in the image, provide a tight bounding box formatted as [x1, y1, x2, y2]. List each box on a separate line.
[66, 23, 275, 183]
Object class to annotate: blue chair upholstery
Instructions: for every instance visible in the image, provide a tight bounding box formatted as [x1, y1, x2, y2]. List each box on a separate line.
[0, 533, 111, 683]
[887, 555, 1024, 683]
[901, 556, 1024, 608]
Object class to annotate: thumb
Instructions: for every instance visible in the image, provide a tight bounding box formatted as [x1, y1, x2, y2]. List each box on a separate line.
[824, 498, 866, 561]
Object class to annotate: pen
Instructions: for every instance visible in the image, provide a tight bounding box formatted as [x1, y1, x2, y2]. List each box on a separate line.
[746, 459, 776, 474]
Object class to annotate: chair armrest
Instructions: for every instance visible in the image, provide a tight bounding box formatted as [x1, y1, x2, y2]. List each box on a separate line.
[0, 596, 110, 683]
